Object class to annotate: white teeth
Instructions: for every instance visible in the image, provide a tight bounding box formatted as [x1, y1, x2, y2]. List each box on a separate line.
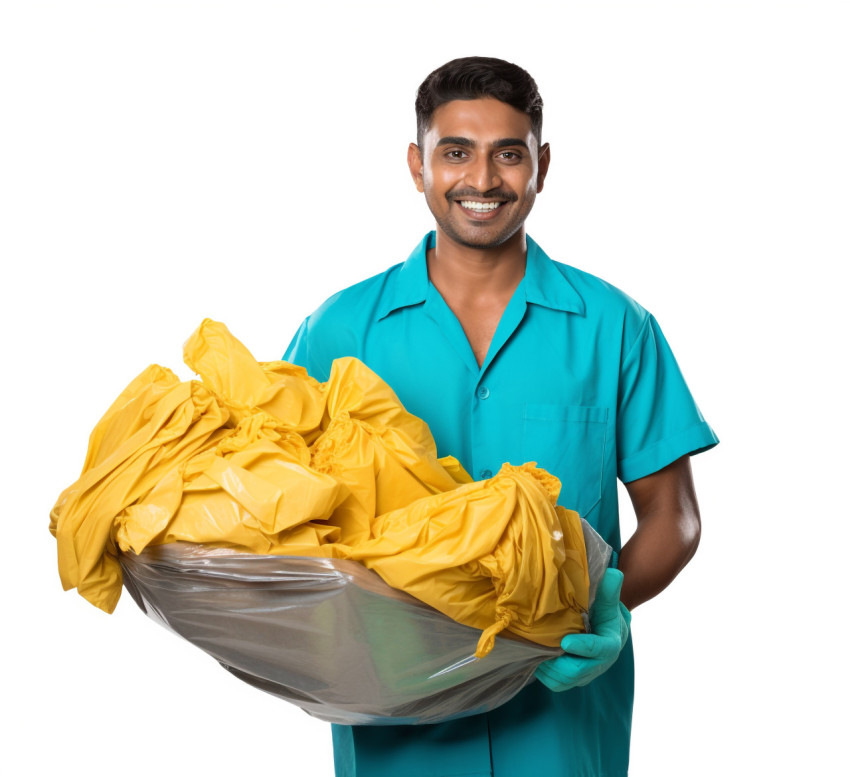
[459, 200, 503, 211]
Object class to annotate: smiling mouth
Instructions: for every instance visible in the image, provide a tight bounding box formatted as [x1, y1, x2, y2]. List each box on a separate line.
[456, 200, 506, 212]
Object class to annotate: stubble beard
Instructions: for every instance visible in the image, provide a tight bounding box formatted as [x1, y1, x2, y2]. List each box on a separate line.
[427, 194, 535, 251]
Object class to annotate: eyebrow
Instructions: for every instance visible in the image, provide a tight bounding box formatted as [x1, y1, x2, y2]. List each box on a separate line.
[435, 136, 530, 151]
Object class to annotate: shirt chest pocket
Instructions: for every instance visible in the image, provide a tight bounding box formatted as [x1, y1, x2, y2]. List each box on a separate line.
[521, 404, 609, 521]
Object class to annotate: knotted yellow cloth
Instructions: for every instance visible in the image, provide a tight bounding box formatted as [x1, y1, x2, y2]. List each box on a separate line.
[51, 320, 589, 656]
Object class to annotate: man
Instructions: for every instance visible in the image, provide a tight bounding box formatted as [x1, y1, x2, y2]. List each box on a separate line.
[285, 56, 718, 777]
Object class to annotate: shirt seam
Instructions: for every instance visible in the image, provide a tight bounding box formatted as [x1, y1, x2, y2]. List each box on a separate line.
[620, 308, 652, 366]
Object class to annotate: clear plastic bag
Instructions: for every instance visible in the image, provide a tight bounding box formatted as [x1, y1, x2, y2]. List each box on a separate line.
[120, 519, 612, 726]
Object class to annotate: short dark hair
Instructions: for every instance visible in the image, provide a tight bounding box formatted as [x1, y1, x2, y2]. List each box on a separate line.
[415, 56, 543, 147]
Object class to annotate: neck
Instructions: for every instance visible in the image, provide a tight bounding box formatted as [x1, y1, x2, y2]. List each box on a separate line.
[427, 227, 528, 301]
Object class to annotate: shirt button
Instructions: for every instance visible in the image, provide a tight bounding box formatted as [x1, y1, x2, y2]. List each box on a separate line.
[480, 469, 493, 479]
[477, 386, 491, 400]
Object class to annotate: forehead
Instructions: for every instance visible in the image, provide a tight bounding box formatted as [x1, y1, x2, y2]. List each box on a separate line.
[424, 98, 535, 149]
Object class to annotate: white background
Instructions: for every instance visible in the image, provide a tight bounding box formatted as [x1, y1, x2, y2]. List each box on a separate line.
[2, 1, 847, 774]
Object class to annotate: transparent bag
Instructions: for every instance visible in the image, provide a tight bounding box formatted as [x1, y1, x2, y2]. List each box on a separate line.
[120, 518, 612, 726]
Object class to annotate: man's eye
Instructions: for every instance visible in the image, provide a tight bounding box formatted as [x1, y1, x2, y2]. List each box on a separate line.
[498, 151, 521, 161]
[447, 149, 468, 159]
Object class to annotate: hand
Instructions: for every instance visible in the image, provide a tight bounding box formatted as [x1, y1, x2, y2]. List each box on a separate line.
[534, 568, 631, 692]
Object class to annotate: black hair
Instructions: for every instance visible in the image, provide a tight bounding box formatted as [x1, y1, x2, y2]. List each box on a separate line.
[415, 56, 543, 147]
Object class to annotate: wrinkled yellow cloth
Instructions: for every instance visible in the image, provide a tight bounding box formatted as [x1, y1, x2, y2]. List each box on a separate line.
[51, 320, 589, 656]
[340, 463, 589, 655]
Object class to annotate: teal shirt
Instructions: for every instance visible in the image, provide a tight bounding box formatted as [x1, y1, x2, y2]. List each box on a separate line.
[284, 232, 718, 777]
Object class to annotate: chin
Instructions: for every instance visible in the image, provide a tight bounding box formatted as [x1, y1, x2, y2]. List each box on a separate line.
[444, 224, 522, 250]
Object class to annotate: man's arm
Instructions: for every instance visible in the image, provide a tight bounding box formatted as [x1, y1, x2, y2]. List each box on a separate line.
[535, 454, 701, 692]
[617, 455, 701, 611]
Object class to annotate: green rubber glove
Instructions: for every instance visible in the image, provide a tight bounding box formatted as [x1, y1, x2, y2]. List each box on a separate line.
[534, 567, 631, 692]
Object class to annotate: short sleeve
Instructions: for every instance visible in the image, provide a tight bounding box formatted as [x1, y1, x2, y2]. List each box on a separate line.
[616, 313, 718, 483]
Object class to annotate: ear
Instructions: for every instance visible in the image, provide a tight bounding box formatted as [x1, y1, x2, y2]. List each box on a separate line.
[536, 142, 551, 193]
[407, 143, 425, 193]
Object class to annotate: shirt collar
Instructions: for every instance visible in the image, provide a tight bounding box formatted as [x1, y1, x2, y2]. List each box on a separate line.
[376, 233, 432, 321]
[524, 235, 585, 314]
[377, 231, 585, 321]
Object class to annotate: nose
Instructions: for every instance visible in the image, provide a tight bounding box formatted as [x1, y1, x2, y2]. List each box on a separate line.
[465, 154, 502, 194]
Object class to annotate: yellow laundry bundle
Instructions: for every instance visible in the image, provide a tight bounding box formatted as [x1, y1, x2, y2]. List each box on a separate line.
[184, 319, 462, 544]
[339, 463, 589, 657]
[117, 413, 346, 557]
[50, 365, 230, 612]
[50, 320, 590, 656]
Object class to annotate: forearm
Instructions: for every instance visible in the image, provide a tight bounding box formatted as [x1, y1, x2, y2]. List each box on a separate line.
[617, 456, 701, 610]
[617, 508, 700, 610]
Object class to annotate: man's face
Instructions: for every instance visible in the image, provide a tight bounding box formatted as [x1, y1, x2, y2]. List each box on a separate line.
[408, 98, 550, 250]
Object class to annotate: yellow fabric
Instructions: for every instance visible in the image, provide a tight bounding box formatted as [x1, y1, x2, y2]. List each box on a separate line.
[51, 320, 589, 655]
[343, 463, 589, 655]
